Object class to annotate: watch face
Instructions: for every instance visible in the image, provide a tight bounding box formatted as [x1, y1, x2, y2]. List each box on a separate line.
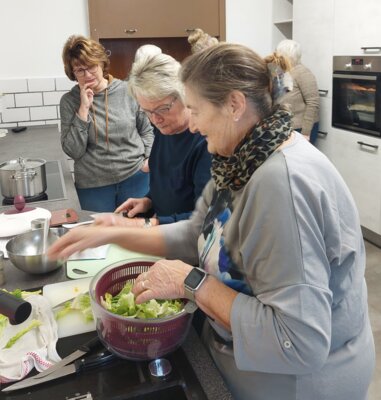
[184, 268, 206, 289]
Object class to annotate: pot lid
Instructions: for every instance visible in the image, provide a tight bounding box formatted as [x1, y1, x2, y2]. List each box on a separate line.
[0, 207, 51, 237]
[0, 157, 46, 172]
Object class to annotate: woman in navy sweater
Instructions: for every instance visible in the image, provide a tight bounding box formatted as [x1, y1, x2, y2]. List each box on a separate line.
[95, 52, 211, 227]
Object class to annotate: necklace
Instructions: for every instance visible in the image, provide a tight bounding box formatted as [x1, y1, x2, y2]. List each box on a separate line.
[91, 88, 109, 147]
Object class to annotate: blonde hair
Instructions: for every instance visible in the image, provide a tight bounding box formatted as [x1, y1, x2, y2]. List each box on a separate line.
[188, 28, 219, 54]
[181, 43, 290, 119]
[128, 53, 184, 101]
[62, 35, 110, 81]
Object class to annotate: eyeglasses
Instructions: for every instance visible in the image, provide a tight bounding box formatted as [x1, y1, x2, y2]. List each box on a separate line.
[73, 65, 98, 77]
[140, 97, 177, 118]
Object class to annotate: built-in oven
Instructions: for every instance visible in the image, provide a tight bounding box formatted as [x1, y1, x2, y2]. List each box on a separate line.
[332, 55, 381, 137]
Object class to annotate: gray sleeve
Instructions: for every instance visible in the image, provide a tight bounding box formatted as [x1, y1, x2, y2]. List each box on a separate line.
[160, 181, 214, 265]
[230, 156, 332, 374]
[60, 93, 90, 160]
[135, 110, 154, 158]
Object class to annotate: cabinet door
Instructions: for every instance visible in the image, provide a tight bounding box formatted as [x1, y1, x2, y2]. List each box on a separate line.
[315, 96, 334, 159]
[333, 0, 381, 55]
[89, 0, 222, 39]
[293, 0, 334, 94]
[331, 130, 381, 234]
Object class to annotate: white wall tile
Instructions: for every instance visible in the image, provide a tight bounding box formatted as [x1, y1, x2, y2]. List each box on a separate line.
[3, 94, 15, 108]
[23, 121, 46, 127]
[2, 108, 30, 123]
[28, 78, 55, 92]
[15, 92, 43, 107]
[43, 91, 67, 105]
[45, 119, 60, 126]
[56, 77, 75, 91]
[0, 79, 28, 94]
[0, 123, 17, 128]
[30, 106, 57, 121]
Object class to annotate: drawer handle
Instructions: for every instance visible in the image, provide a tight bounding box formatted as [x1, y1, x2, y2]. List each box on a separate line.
[361, 46, 381, 51]
[185, 28, 196, 33]
[124, 28, 137, 34]
[357, 141, 379, 150]
[318, 89, 329, 96]
[318, 131, 328, 136]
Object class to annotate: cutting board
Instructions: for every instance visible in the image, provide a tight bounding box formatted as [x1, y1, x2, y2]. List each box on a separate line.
[66, 244, 160, 279]
[43, 278, 96, 338]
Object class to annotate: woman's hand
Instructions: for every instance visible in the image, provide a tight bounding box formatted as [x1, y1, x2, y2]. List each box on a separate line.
[93, 214, 158, 228]
[141, 158, 150, 173]
[47, 225, 111, 260]
[115, 197, 152, 217]
[132, 259, 193, 304]
[77, 82, 94, 121]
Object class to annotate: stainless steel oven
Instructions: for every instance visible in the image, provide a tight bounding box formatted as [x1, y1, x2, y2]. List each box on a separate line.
[332, 55, 381, 137]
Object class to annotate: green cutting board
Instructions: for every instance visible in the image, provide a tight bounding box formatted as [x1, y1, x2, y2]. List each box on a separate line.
[66, 244, 159, 279]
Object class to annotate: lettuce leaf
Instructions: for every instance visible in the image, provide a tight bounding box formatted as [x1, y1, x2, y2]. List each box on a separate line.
[4, 319, 42, 349]
[100, 282, 184, 319]
[54, 293, 94, 322]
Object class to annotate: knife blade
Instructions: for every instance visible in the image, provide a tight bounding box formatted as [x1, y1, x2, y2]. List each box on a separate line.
[2, 348, 115, 392]
[24, 335, 102, 382]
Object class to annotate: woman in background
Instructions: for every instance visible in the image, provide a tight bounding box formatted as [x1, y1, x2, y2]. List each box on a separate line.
[276, 39, 320, 144]
[60, 35, 154, 212]
[95, 52, 211, 227]
[187, 28, 218, 54]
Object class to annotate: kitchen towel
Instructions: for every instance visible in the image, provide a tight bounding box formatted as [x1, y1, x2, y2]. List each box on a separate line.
[0, 294, 61, 383]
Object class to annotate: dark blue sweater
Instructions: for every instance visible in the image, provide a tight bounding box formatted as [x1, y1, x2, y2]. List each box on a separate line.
[147, 127, 211, 224]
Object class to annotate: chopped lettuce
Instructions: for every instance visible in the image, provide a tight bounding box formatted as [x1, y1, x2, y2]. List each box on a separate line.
[100, 282, 184, 319]
[0, 314, 8, 337]
[54, 293, 94, 322]
[1, 288, 42, 299]
[4, 319, 42, 349]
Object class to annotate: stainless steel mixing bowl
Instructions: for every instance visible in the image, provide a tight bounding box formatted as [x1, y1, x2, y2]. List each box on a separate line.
[6, 228, 67, 274]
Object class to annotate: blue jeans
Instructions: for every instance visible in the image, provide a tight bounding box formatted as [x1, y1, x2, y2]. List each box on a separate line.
[76, 170, 150, 212]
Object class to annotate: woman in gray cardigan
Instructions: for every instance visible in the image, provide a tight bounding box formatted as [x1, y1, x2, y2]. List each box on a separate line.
[60, 35, 154, 212]
[50, 43, 375, 400]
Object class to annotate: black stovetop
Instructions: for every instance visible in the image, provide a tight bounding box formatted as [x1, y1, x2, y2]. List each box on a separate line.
[1, 332, 207, 400]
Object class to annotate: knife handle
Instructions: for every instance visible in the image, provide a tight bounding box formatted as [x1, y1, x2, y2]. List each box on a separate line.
[78, 336, 103, 353]
[74, 350, 115, 372]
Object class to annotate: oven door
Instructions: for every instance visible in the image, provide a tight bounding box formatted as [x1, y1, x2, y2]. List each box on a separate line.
[332, 72, 381, 136]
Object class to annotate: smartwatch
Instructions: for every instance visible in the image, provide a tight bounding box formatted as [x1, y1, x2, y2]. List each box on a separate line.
[143, 217, 152, 228]
[183, 267, 208, 313]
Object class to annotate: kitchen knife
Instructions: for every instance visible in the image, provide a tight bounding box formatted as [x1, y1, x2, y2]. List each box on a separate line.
[26, 336, 102, 381]
[2, 348, 115, 392]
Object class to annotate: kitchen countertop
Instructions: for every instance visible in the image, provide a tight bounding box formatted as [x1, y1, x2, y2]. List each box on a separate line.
[0, 125, 233, 400]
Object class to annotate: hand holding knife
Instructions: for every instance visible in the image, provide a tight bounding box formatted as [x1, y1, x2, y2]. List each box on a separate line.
[2, 336, 115, 392]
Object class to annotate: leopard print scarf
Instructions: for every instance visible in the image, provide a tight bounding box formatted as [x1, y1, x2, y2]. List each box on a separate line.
[211, 106, 292, 191]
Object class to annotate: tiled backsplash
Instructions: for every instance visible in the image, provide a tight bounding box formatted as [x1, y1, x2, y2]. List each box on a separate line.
[0, 77, 75, 130]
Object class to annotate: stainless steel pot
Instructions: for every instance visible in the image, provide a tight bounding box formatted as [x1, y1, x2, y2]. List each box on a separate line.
[0, 157, 47, 198]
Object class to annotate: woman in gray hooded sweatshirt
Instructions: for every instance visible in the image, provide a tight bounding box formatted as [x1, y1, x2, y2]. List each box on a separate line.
[60, 35, 154, 212]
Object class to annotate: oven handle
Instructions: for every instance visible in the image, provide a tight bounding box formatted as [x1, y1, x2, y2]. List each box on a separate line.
[333, 73, 377, 80]
[357, 141, 379, 150]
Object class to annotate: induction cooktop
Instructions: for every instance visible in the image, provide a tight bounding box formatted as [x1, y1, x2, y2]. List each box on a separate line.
[1, 160, 67, 205]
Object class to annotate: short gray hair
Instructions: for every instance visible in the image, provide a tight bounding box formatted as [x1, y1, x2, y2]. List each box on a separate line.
[128, 53, 184, 101]
[276, 39, 302, 67]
